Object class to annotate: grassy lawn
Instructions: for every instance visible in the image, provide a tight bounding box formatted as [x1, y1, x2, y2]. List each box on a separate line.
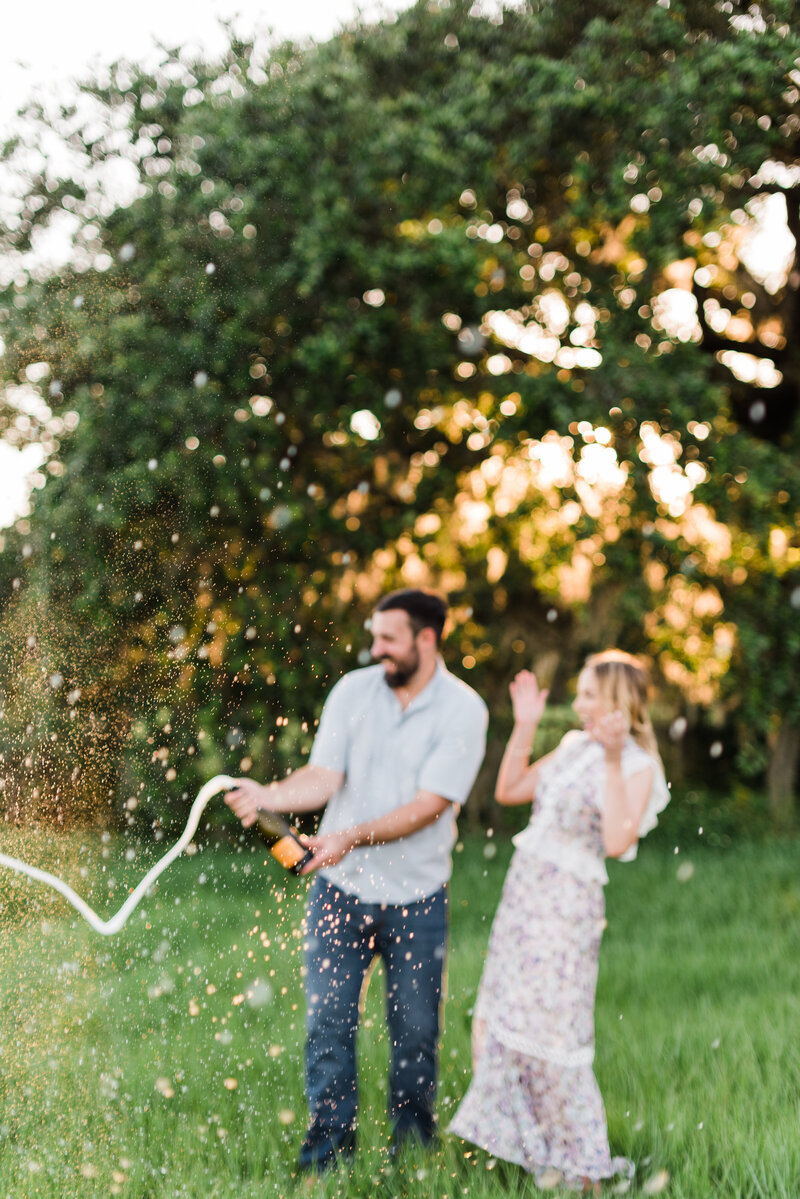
[0, 824, 798, 1197]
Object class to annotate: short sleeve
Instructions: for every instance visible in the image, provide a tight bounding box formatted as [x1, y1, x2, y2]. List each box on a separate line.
[308, 675, 353, 773]
[417, 698, 488, 804]
[617, 751, 670, 862]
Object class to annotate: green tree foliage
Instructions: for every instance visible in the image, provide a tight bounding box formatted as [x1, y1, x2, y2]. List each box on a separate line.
[1, 0, 799, 827]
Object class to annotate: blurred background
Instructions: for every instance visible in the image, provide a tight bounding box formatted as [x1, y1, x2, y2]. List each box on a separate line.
[1, 0, 798, 844]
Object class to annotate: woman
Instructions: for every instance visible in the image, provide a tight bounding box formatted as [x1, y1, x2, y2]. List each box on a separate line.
[450, 651, 669, 1191]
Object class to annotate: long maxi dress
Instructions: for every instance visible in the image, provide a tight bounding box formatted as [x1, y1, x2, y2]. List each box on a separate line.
[449, 729, 669, 1190]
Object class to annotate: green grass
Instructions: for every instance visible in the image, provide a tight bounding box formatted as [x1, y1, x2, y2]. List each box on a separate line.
[0, 826, 797, 1197]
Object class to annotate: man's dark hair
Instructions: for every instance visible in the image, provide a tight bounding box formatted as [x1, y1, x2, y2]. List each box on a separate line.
[374, 589, 448, 645]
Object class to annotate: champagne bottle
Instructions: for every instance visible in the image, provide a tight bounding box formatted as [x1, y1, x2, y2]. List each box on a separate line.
[255, 809, 315, 875]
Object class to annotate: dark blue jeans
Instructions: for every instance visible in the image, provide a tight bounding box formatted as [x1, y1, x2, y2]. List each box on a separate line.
[298, 876, 448, 1170]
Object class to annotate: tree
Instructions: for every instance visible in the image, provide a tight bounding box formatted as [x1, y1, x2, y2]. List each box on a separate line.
[1, 0, 799, 826]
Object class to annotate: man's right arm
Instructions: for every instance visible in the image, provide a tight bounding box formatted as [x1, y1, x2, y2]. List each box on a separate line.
[224, 764, 343, 828]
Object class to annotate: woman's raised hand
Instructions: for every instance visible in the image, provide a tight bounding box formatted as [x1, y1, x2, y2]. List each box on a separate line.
[509, 670, 549, 729]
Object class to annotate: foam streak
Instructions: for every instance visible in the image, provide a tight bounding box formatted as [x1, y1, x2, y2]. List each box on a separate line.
[0, 774, 236, 935]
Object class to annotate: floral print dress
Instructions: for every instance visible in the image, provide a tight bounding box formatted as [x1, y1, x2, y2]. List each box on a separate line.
[449, 730, 669, 1189]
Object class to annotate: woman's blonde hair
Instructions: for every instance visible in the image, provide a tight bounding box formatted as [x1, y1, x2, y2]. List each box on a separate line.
[584, 650, 661, 762]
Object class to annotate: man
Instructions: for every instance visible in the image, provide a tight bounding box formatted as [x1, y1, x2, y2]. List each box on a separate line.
[225, 588, 488, 1171]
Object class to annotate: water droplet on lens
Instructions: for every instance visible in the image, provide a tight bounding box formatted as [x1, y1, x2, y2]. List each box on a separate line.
[642, 1169, 670, 1194]
[268, 505, 292, 529]
[457, 326, 486, 356]
[669, 716, 687, 741]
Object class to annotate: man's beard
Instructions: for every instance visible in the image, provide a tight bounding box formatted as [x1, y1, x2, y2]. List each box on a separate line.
[379, 646, 420, 689]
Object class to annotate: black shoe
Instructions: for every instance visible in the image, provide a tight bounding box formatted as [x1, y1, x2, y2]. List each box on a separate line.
[298, 1129, 356, 1174]
[389, 1125, 437, 1161]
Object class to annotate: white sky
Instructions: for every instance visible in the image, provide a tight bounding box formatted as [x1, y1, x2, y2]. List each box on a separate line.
[0, 0, 413, 527]
[0, 0, 413, 132]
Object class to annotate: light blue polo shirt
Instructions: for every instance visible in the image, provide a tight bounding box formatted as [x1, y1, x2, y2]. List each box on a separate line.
[309, 661, 488, 903]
